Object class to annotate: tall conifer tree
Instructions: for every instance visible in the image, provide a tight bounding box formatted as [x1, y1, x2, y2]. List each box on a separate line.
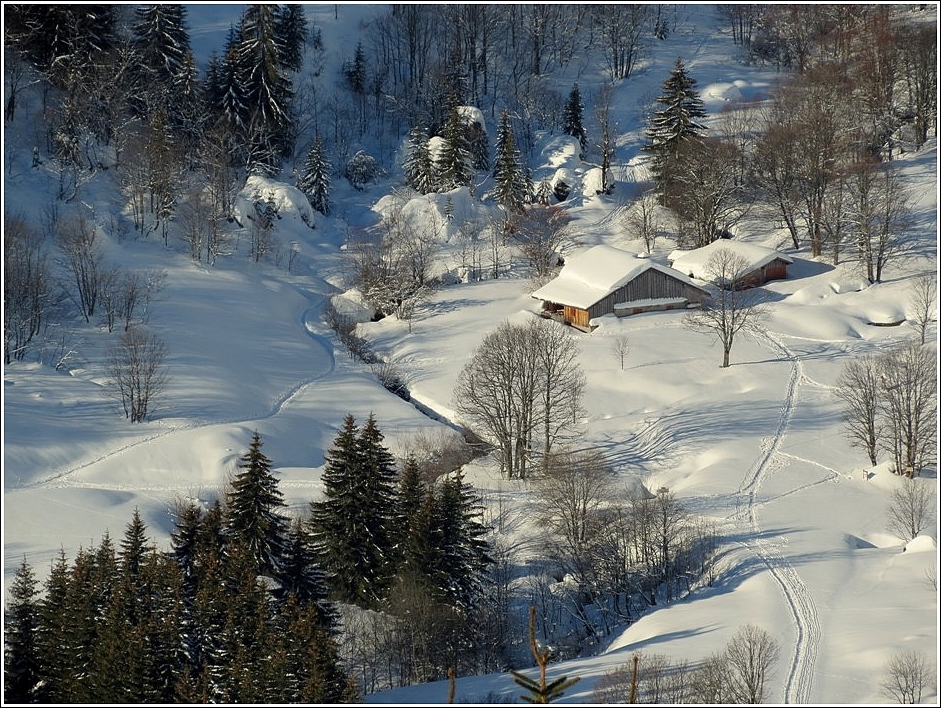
[403, 124, 436, 194]
[4, 560, 42, 703]
[309, 414, 398, 608]
[224, 433, 290, 579]
[643, 58, 707, 191]
[436, 103, 474, 190]
[297, 136, 331, 216]
[493, 109, 531, 214]
[562, 83, 588, 155]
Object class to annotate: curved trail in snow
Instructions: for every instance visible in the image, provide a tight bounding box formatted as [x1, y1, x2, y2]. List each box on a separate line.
[727, 331, 821, 705]
[19, 292, 337, 491]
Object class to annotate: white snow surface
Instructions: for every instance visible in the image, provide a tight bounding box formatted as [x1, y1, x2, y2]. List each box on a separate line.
[3, 4, 938, 706]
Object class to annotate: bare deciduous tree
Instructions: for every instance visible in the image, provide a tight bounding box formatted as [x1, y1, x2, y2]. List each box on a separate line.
[56, 215, 107, 322]
[512, 204, 571, 278]
[536, 449, 617, 579]
[666, 136, 747, 247]
[879, 341, 937, 476]
[612, 335, 629, 370]
[624, 189, 662, 254]
[106, 327, 170, 423]
[724, 624, 780, 704]
[4, 215, 55, 363]
[908, 275, 936, 345]
[886, 478, 936, 543]
[683, 249, 768, 367]
[454, 318, 584, 480]
[835, 353, 882, 466]
[850, 158, 912, 284]
[881, 650, 934, 704]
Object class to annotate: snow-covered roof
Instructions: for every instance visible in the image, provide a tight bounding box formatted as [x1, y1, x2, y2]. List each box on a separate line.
[532, 245, 702, 310]
[669, 241, 793, 280]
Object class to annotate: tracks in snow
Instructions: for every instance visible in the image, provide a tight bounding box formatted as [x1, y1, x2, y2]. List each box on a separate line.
[20, 293, 336, 492]
[728, 332, 821, 705]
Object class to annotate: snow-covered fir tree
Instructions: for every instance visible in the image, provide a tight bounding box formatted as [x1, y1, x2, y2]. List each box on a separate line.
[3, 560, 41, 703]
[403, 124, 437, 194]
[535, 177, 554, 205]
[562, 83, 588, 156]
[493, 109, 531, 214]
[297, 136, 331, 216]
[223, 433, 290, 579]
[308, 414, 398, 609]
[273, 4, 307, 73]
[233, 5, 296, 174]
[130, 4, 192, 119]
[435, 102, 474, 191]
[643, 57, 708, 187]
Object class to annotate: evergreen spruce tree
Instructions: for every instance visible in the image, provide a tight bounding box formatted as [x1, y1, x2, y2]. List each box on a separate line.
[308, 414, 360, 604]
[436, 103, 474, 191]
[234, 4, 297, 173]
[403, 124, 437, 194]
[273, 4, 307, 73]
[297, 136, 331, 216]
[224, 432, 290, 579]
[34, 550, 73, 702]
[433, 469, 493, 610]
[643, 58, 707, 191]
[309, 414, 398, 608]
[535, 178, 554, 205]
[493, 110, 531, 215]
[4, 559, 42, 703]
[354, 414, 400, 599]
[562, 83, 588, 156]
[130, 4, 192, 119]
[274, 518, 336, 629]
[394, 454, 428, 549]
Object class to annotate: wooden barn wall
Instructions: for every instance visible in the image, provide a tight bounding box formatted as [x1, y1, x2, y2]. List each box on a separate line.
[587, 269, 695, 319]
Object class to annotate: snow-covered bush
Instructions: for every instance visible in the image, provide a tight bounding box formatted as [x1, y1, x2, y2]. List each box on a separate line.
[345, 151, 383, 190]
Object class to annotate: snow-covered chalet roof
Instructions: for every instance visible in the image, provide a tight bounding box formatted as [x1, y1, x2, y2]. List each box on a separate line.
[532, 244, 702, 310]
[668, 241, 793, 280]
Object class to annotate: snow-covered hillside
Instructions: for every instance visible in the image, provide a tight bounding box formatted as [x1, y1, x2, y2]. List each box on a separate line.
[3, 4, 937, 705]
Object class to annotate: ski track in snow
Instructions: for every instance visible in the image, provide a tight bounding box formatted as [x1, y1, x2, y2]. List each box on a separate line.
[19, 294, 337, 492]
[727, 330, 821, 705]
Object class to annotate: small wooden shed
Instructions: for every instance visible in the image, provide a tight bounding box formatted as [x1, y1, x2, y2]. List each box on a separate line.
[668, 241, 793, 289]
[532, 245, 707, 331]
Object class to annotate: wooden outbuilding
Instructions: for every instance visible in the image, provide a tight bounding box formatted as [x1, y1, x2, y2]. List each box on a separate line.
[668, 241, 793, 289]
[532, 245, 708, 331]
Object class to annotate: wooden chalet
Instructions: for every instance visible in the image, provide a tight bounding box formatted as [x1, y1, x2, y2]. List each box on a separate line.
[669, 241, 793, 289]
[532, 245, 708, 331]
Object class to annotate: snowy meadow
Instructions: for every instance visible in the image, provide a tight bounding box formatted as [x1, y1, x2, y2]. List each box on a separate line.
[3, 4, 938, 704]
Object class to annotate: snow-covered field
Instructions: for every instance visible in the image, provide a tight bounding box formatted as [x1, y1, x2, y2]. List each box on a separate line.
[3, 4, 937, 704]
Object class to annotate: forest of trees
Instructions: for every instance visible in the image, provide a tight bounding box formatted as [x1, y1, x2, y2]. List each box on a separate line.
[3, 3, 937, 702]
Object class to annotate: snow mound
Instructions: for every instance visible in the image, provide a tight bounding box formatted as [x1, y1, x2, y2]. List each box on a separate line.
[538, 135, 582, 170]
[830, 279, 867, 294]
[903, 535, 937, 554]
[702, 81, 744, 104]
[863, 302, 907, 326]
[234, 175, 314, 227]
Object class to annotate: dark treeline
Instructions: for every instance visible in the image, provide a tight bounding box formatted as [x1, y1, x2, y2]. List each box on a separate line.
[3, 416, 495, 702]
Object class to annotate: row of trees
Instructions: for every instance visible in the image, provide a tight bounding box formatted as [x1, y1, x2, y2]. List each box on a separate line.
[835, 340, 936, 476]
[3, 435, 356, 704]
[4, 418, 501, 701]
[534, 452, 720, 644]
[592, 625, 780, 704]
[640, 47, 926, 282]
